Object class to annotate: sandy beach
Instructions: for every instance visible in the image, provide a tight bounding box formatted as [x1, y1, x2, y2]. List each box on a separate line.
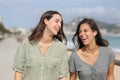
[0, 37, 20, 80]
[114, 53, 120, 80]
[0, 37, 120, 80]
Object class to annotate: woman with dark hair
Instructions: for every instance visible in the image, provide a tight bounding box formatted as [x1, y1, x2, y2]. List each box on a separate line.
[13, 10, 69, 80]
[69, 18, 115, 80]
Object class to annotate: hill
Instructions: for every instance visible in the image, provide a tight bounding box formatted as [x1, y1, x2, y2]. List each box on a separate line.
[63, 17, 120, 35]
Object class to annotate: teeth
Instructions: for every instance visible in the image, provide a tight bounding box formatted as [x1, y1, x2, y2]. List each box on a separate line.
[54, 26, 60, 32]
[55, 27, 59, 30]
[81, 36, 87, 39]
[81, 36, 87, 41]
[55, 29, 58, 31]
[55, 28, 59, 32]
[82, 37, 86, 39]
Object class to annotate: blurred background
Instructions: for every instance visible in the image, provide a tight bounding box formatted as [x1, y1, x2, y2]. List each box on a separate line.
[0, 0, 120, 80]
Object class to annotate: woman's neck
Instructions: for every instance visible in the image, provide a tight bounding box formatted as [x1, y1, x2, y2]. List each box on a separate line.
[40, 31, 53, 44]
[83, 44, 99, 55]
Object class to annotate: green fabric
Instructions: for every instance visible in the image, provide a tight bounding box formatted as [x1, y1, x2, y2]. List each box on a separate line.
[13, 38, 69, 80]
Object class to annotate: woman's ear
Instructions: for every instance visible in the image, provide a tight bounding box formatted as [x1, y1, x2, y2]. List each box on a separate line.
[94, 30, 97, 36]
[44, 18, 48, 25]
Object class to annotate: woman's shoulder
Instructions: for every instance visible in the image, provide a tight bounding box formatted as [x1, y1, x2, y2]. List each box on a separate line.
[70, 50, 78, 58]
[21, 38, 29, 44]
[54, 39, 66, 48]
[100, 46, 115, 56]
[20, 38, 31, 46]
[100, 46, 113, 52]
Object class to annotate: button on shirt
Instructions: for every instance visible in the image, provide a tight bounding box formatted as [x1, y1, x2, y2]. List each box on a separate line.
[13, 38, 69, 80]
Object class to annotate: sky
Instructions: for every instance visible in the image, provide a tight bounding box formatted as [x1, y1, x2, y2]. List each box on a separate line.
[0, 0, 120, 29]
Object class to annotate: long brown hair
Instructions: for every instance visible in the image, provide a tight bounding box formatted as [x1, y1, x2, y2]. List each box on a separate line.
[28, 10, 67, 44]
[72, 18, 109, 49]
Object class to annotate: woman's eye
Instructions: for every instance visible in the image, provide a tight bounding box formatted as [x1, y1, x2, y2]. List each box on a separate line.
[55, 21, 59, 23]
[55, 19, 59, 23]
[84, 29, 88, 32]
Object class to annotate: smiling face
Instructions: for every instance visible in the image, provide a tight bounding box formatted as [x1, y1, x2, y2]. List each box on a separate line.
[44, 14, 62, 36]
[79, 23, 97, 46]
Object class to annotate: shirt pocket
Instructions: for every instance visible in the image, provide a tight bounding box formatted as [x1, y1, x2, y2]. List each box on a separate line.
[46, 57, 60, 70]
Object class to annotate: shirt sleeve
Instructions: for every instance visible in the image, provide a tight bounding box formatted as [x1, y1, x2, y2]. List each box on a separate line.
[12, 39, 27, 73]
[68, 51, 76, 72]
[108, 48, 115, 65]
[58, 48, 69, 78]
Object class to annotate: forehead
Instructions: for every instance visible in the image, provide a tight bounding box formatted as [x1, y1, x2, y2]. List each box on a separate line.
[80, 23, 91, 29]
[51, 14, 62, 21]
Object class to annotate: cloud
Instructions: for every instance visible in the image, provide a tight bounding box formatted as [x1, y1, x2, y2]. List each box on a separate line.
[0, 0, 30, 7]
[0, 0, 12, 7]
[61, 7, 120, 23]
[1, 0, 120, 28]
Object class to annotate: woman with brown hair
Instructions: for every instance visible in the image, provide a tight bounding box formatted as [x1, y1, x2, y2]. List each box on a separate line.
[13, 10, 69, 80]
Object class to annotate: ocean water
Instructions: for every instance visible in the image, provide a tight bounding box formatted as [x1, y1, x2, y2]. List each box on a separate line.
[66, 35, 120, 52]
[104, 36, 120, 52]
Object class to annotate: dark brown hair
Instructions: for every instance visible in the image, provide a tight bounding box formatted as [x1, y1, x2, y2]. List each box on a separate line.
[28, 10, 67, 44]
[72, 18, 109, 48]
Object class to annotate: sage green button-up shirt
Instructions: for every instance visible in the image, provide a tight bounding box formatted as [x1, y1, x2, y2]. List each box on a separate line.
[13, 38, 69, 80]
